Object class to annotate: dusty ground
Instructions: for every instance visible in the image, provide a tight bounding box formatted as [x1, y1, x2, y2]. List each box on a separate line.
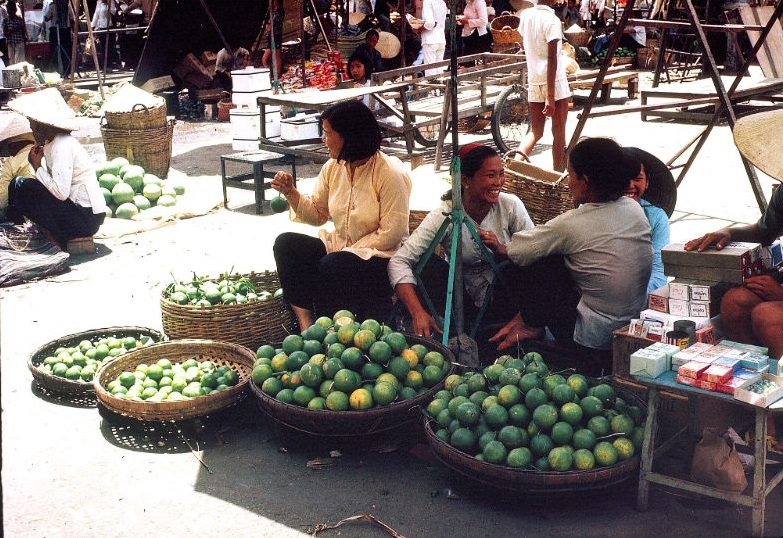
[3, 75, 783, 537]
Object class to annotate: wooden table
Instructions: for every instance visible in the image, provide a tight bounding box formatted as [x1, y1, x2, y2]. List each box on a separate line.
[633, 370, 783, 537]
[219, 150, 294, 215]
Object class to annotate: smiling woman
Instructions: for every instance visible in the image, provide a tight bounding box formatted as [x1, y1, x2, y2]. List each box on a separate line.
[388, 144, 535, 340]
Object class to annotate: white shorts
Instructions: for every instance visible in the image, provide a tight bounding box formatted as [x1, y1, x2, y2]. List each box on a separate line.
[527, 78, 572, 103]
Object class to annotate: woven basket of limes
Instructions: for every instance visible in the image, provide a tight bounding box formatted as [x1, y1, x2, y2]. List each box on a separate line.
[422, 353, 646, 493]
[94, 339, 255, 422]
[249, 310, 455, 437]
[160, 270, 296, 350]
[28, 326, 164, 397]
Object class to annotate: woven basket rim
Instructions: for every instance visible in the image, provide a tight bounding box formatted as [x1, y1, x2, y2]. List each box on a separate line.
[28, 326, 165, 395]
[94, 339, 255, 422]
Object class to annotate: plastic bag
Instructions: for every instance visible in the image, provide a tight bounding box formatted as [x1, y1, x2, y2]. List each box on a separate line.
[690, 428, 748, 492]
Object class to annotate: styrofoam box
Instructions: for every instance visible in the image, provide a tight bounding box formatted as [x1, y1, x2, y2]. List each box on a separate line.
[280, 113, 321, 141]
[232, 138, 261, 151]
[230, 107, 281, 139]
[231, 67, 272, 92]
[232, 91, 267, 108]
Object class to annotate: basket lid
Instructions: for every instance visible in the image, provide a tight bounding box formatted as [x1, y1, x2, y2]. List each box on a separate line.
[104, 83, 165, 114]
[733, 109, 783, 182]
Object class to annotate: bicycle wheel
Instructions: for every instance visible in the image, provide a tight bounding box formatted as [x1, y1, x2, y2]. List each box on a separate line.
[413, 117, 451, 148]
[491, 84, 530, 154]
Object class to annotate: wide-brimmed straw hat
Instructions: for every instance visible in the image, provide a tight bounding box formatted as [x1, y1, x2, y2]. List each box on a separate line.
[509, 0, 535, 11]
[376, 31, 401, 59]
[733, 109, 783, 182]
[8, 88, 79, 132]
[623, 146, 677, 217]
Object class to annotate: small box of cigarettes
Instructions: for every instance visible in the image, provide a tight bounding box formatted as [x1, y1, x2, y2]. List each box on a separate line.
[679, 360, 711, 379]
[668, 298, 690, 317]
[712, 356, 741, 370]
[648, 285, 669, 313]
[739, 353, 770, 371]
[668, 280, 691, 300]
[630, 349, 669, 378]
[677, 374, 698, 387]
[717, 377, 746, 395]
[695, 379, 718, 391]
[702, 364, 734, 384]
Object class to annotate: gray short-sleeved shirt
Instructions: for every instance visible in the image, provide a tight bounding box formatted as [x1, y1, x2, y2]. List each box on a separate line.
[758, 186, 783, 244]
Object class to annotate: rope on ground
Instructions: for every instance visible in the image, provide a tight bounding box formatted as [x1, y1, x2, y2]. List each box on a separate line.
[311, 514, 405, 537]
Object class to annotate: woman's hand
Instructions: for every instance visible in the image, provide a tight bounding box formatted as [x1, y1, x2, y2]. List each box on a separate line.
[271, 171, 296, 197]
[488, 312, 544, 351]
[28, 145, 44, 170]
[745, 275, 783, 302]
[478, 229, 507, 256]
[684, 229, 732, 252]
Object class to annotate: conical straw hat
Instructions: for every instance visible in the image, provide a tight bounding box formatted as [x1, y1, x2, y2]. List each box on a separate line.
[376, 31, 401, 59]
[0, 112, 32, 141]
[8, 88, 79, 132]
[733, 109, 783, 181]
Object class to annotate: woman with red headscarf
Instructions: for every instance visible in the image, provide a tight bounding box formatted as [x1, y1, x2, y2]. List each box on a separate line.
[388, 143, 534, 339]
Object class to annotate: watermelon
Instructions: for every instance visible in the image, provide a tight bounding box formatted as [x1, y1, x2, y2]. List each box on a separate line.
[100, 187, 113, 206]
[157, 194, 176, 207]
[143, 173, 162, 187]
[120, 164, 145, 179]
[115, 202, 139, 219]
[133, 194, 151, 211]
[142, 183, 162, 202]
[111, 182, 135, 205]
[170, 182, 186, 195]
[160, 184, 177, 198]
[124, 170, 145, 193]
[99, 173, 120, 191]
[108, 157, 129, 176]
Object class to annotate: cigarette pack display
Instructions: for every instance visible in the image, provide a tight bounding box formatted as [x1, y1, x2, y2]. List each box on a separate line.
[648, 285, 669, 312]
[722, 340, 769, 355]
[645, 323, 665, 341]
[717, 377, 746, 395]
[628, 319, 644, 337]
[668, 280, 691, 300]
[668, 298, 690, 317]
[677, 374, 698, 387]
[689, 300, 719, 318]
[695, 325, 716, 344]
[739, 353, 769, 371]
[702, 365, 734, 384]
[734, 373, 783, 407]
[639, 309, 713, 331]
[679, 360, 711, 379]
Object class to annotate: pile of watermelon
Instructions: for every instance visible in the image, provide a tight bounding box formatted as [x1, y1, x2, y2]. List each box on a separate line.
[96, 157, 185, 219]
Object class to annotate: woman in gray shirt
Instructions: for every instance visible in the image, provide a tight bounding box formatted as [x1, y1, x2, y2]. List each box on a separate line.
[389, 144, 535, 339]
[482, 138, 651, 375]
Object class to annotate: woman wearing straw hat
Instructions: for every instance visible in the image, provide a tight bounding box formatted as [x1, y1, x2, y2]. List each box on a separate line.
[0, 112, 35, 221]
[685, 109, 783, 359]
[6, 88, 106, 247]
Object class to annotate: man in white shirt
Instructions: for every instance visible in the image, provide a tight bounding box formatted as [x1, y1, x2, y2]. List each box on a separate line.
[518, 0, 571, 171]
[420, 0, 447, 75]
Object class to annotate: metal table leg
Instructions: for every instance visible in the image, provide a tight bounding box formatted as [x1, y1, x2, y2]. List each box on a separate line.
[637, 387, 660, 511]
[220, 157, 228, 208]
[254, 161, 263, 215]
[752, 408, 768, 537]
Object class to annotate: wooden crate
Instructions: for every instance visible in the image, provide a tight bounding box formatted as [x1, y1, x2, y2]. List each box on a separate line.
[612, 325, 655, 379]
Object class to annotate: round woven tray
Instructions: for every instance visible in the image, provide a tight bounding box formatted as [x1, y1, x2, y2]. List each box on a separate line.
[28, 326, 164, 396]
[423, 381, 644, 493]
[160, 271, 296, 350]
[251, 334, 456, 437]
[94, 339, 256, 422]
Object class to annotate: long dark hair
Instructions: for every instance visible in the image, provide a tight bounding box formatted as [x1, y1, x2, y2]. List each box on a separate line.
[321, 101, 381, 162]
[441, 144, 499, 200]
[568, 137, 639, 201]
[348, 50, 374, 82]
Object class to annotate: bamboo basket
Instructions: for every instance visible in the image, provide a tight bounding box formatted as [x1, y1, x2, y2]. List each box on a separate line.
[490, 12, 522, 45]
[104, 102, 167, 130]
[251, 334, 455, 437]
[409, 209, 429, 235]
[336, 31, 369, 60]
[503, 150, 573, 225]
[100, 119, 175, 178]
[423, 381, 645, 492]
[565, 30, 591, 48]
[94, 339, 255, 422]
[160, 271, 296, 350]
[28, 326, 164, 396]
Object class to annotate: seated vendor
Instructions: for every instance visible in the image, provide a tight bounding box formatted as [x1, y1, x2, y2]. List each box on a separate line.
[0, 113, 36, 222]
[684, 111, 783, 359]
[388, 144, 535, 339]
[347, 50, 380, 110]
[623, 147, 674, 294]
[6, 89, 107, 247]
[354, 30, 385, 75]
[482, 137, 652, 376]
[271, 101, 412, 330]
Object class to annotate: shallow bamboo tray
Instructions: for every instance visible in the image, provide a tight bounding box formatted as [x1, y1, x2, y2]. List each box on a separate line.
[160, 271, 296, 350]
[423, 381, 644, 493]
[28, 326, 164, 396]
[94, 339, 255, 422]
[252, 334, 455, 437]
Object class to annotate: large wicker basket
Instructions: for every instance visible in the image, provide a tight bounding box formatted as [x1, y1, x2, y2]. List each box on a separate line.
[94, 339, 255, 421]
[503, 150, 573, 225]
[251, 334, 455, 437]
[336, 31, 369, 60]
[100, 119, 175, 178]
[409, 209, 430, 235]
[490, 12, 522, 45]
[104, 102, 167, 131]
[28, 326, 164, 396]
[160, 270, 296, 350]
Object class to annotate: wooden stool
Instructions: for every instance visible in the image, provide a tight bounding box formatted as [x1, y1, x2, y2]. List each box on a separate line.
[220, 150, 297, 215]
[66, 237, 95, 255]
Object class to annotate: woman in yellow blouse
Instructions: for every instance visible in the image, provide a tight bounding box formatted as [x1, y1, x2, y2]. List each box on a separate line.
[271, 101, 412, 330]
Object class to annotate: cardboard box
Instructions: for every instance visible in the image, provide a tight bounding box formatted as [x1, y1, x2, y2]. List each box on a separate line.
[648, 284, 670, 312]
[695, 379, 718, 391]
[140, 75, 176, 94]
[630, 349, 670, 378]
[679, 360, 711, 379]
[702, 364, 734, 384]
[668, 280, 691, 300]
[662, 263, 754, 284]
[735, 366, 767, 379]
[689, 300, 719, 318]
[646, 342, 681, 359]
[689, 281, 731, 302]
[717, 377, 745, 395]
[639, 309, 713, 331]
[761, 240, 782, 269]
[662, 242, 761, 269]
[677, 374, 698, 387]
[668, 298, 690, 317]
[722, 340, 769, 355]
[695, 325, 716, 344]
[739, 353, 769, 371]
[712, 356, 741, 370]
[734, 373, 783, 407]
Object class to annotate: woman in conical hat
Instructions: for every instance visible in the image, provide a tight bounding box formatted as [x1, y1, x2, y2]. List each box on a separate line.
[0, 112, 35, 220]
[6, 88, 106, 247]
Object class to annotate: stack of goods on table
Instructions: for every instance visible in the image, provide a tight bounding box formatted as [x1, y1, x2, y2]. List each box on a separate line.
[630, 338, 783, 406]
[229, 67, 278, 150]
[278, 59, 340, 92]
[628, 241, 782, 343]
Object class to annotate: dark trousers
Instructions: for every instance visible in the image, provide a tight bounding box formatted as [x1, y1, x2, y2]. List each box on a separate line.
[49, 27, 73, 75]
[0, 38, 7, 61]
[7, 177, 105, 246]
[273, 232, 395, 323]
[461, 31, 493, 57]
